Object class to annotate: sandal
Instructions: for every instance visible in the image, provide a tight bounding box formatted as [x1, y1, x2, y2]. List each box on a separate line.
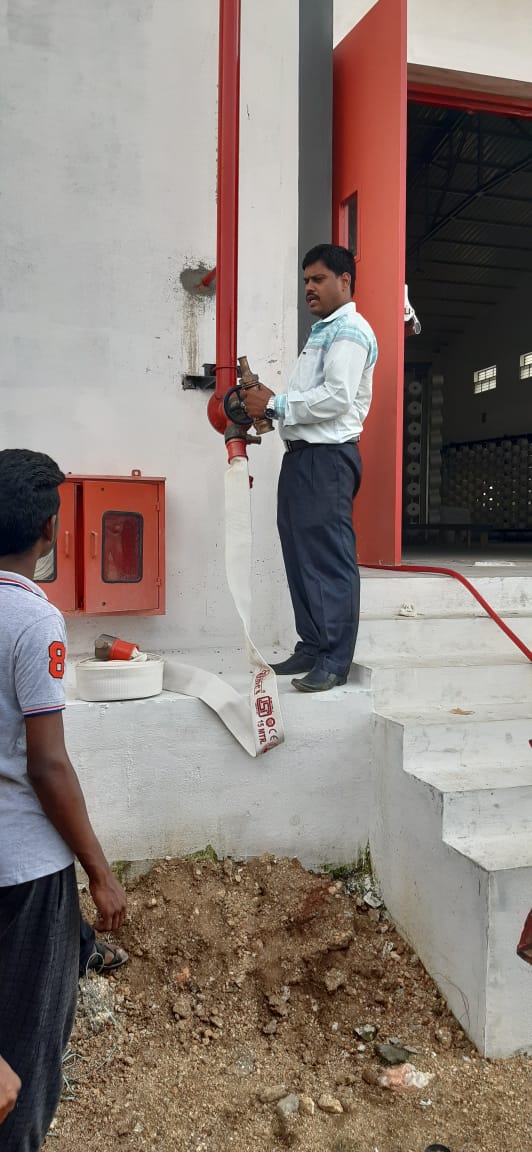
[85, 941, 129, 974]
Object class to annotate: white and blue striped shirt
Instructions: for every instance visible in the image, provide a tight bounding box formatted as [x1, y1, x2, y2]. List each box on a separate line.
[274, 301, 377, 444]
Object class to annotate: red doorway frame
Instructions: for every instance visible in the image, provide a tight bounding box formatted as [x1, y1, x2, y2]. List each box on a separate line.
[407, 81, 532, 119]
[403, 76, 532, 555]
[333, 0, 407, 566]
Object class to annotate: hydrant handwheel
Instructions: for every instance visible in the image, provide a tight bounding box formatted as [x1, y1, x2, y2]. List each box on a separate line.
[223, 385, 253, 427]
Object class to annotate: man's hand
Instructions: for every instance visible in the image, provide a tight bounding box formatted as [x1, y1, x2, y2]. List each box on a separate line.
[0, 1056, 21, 1125]
[242, 383, 274, 420]
[89, 868, 127, 933]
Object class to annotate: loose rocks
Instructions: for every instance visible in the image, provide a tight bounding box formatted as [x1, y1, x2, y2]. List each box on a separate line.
[257, 1086, 288, 1104]
[317, 1094, 343, 1114]
[275, 1094, 299, 1121]
[324, 968, 347, 994]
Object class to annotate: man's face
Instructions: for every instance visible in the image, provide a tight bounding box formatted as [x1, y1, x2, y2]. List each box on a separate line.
[303, 260, 351, 319]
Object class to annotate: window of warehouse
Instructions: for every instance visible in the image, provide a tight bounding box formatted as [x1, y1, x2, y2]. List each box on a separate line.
[473, 365, 497, 394]
[519, 352, 532, 380]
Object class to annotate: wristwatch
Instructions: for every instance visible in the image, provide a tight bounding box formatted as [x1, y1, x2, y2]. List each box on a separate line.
[264, 405, 277, 421]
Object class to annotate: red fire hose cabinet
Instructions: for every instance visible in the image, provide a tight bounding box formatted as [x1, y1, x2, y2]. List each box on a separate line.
[36, 472, 165, 616]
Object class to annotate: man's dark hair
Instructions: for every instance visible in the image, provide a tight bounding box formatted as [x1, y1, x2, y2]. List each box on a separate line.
[302, 243, 356, 295]
[0, 449, 65, 556]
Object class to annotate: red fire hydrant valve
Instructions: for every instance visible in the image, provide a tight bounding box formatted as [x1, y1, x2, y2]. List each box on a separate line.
[207, 393, 228, 434]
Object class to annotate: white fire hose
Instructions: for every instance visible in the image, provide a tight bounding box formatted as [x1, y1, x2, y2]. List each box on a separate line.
[163, 455, 284, 756]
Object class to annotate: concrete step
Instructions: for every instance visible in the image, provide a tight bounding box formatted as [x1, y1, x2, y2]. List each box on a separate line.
[356, 614, 532, 663]
[392, 711, 532, 770]
[378, 713, 532, 840]
[360, 657, 532, 711]
[443, 783, 532, 838]
[360, 570, 532, 620]
[484, 863, 532, 1054]
[371, 714, 532, 1056]
[445, 832, 532, 1055]
[447, 828, 532, 870]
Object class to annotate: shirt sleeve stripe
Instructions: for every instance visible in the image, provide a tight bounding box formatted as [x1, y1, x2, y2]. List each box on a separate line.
[332, 332, 378, 363]
[22, 704, 66, 717]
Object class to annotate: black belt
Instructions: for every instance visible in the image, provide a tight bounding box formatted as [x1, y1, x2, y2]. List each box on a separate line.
[285, 437, 360, 452]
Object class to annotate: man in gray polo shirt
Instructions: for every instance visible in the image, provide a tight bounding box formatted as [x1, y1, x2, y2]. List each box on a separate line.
[0, 449, 127, 1151]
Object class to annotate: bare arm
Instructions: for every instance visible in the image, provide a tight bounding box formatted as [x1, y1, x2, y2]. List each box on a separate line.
[0, 1056, 21, 1124]
[25, 712, 126, 932]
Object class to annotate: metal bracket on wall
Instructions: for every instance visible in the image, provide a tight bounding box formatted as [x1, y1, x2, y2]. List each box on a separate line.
[182, 362, 244, 392]
[182, 363, 217, 391]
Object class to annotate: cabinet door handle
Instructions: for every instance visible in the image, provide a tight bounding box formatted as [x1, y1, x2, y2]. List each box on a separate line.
[64, 530, 71, 558]
[90, 531, 99, 558]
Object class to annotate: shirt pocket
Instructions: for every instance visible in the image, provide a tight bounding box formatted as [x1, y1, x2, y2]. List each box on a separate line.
[290, 346, 323, 394]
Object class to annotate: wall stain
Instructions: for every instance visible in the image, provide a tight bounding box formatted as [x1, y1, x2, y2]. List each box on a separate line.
[179, 263, 216, 376]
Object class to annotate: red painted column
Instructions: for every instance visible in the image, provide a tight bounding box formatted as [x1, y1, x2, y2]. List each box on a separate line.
[333, 0, 407, 564]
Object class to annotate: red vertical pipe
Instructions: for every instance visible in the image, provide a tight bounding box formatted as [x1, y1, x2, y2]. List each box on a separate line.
[215, 0, 241, 401]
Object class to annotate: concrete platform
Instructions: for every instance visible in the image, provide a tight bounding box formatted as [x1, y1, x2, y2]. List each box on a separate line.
[64, 566, 532, 1056]
[65, 655, 373, 870]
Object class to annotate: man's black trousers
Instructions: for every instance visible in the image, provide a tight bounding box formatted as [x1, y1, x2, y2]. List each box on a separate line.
[277, 441, 362, 679]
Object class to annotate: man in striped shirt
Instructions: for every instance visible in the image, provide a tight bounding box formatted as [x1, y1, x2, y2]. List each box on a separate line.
[244, 244, 377, 692]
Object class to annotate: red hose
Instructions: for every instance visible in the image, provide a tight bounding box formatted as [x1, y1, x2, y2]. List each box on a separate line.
[361, 563, 532, 663]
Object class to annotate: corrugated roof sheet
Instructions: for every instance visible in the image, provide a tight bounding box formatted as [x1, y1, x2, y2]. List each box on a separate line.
[407, 104, 532, 351]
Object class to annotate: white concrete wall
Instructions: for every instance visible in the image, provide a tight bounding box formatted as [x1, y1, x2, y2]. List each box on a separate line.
[0, 0, 298, 655]
[334, 0, 532, 82]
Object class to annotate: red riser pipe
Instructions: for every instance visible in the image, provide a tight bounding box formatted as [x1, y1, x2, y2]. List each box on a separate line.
[215, 0, 240, 403]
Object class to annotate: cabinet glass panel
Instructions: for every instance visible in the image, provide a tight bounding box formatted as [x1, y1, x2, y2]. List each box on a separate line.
[102, 512, 143, 583]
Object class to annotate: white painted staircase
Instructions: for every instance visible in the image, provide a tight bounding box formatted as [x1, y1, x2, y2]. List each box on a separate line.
[356, 569, 532, 1058]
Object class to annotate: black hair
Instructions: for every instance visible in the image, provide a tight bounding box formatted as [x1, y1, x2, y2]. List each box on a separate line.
[302, 243, 356, 295]
[0, 449, 65, 556]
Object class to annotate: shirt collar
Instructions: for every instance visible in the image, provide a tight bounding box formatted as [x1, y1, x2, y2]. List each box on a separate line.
[311, 301, 357, 329]
[0, 570, 48, 600]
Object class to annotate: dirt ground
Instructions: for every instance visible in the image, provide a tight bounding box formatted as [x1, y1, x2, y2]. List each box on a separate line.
[46, 855, 531, 1152]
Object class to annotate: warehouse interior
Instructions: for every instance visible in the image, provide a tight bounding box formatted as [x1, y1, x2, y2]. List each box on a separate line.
[403, 100, 532, 556]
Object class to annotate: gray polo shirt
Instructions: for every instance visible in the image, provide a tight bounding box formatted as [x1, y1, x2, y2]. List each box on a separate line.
[0, 570, 74, 885]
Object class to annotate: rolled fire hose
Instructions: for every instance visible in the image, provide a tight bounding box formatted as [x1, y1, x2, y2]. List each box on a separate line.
[163, 456, 284, 756]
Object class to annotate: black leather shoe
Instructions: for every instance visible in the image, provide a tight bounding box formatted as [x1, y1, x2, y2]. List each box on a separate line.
[269, 652, 316, 675]
[291, 669, 347, 693]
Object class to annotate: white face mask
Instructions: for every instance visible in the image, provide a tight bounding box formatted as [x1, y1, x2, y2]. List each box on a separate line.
[33, 549, 55, 582]
[33, 514, 58, 582]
